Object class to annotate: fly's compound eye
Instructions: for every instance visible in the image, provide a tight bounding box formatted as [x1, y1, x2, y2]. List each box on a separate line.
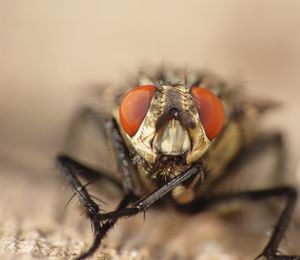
[119, 85, 156, 137]
[191, 86, 225, 140]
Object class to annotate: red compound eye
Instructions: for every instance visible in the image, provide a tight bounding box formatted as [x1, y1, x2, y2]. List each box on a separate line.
[191, 86, 225, 140]
[119, 85, 156, 136]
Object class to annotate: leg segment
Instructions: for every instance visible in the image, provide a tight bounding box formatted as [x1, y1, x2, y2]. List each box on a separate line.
[62, 105, 141, 194]
[179, 186, 298, 259]
[76, 193, 135, 260]
[58, 107, 143, 258]
[97, 163, 206, 221]
[57, 155, 103, 216]
[57, 155, 135, 259]
[57, 154, 122, 189]
[106, 118, 141, 194]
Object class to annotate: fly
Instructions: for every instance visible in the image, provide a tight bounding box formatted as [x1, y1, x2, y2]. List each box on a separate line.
[57, 68, 299, 259]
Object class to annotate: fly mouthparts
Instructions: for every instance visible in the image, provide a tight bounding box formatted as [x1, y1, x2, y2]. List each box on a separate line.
[159, 154, 187, 164]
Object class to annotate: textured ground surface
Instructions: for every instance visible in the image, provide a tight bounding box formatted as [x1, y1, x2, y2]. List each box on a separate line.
[1, 157, 300, 260]
[1, 1, 300, 260]
[1, 163, 299, 260]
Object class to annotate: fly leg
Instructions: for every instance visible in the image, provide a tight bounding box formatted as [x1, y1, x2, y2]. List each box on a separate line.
[179, 132, 299, 259]
[57, 154, 122, 194]
[58, 107, 141, 259]
[63, 105, 140, 194]
[56, 155, 136, 260]
[179, 186, 298, 259]
[96, 163, 206, 221]
[107, 118, 141, 194]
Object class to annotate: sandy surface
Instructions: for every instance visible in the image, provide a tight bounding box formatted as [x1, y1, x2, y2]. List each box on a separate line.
[1, 1, 300, 259]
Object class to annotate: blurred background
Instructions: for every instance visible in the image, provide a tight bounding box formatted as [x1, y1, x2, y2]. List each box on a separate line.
[0, 1, 300, 259]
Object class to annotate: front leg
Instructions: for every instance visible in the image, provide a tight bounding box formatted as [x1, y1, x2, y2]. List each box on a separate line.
[56, 155, 135, 259]
[77, 193, 135, 260]
[97, 163, 206, 221]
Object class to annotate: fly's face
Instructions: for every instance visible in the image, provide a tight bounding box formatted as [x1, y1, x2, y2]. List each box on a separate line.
[117, 82, 225, 166]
